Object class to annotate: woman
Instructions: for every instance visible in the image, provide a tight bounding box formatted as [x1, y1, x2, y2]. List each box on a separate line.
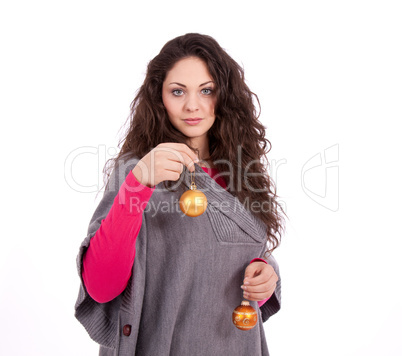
[75, 33, 285, 355]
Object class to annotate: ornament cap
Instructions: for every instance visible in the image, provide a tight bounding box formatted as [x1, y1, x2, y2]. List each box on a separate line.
[241, 300, 250, 306]
[190, 182, 197, 190]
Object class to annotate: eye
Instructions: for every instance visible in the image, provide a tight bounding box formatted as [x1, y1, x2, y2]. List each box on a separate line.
[201, 88, 213, 95]
[172, 89, 184, 96]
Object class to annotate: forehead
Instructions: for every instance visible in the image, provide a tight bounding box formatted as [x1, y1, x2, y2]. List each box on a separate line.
[164, 57, 213, 83]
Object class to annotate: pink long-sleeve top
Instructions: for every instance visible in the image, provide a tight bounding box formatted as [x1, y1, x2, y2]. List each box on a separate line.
[82, 167, 269, 306]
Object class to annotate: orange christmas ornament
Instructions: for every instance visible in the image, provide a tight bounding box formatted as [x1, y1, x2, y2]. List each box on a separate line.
[179, 170, 207, 217]
[232, 300, 258, 331]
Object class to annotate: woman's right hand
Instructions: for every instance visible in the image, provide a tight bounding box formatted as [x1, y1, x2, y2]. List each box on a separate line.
[132, 143, 199, 188]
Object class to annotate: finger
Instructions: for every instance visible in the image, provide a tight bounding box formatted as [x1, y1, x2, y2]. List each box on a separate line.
[159, 143, 199, 172]
[163, 160, 184, 175]
[241, 279, 276, 294]
[160, 169, 181, 182]
[158, 142, 198, 160]
[243, 262, 262, 280]
[243, 260, 268, 278]
[243, 286, 276, 302]
[240, 280, 276, 293]
[242, 280, 277, 301]
[244, 265, 276, 286]
[153, 146, 191, 172]
[245, 272, 273, 287]
[175, 143, 199, 172]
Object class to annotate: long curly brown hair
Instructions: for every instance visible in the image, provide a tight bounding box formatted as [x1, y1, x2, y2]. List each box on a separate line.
[104, 33, 286, 255]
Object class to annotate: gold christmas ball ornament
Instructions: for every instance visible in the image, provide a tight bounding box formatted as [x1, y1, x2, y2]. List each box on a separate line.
[232, 300, 258, 331]
[179, 182, 208, 217]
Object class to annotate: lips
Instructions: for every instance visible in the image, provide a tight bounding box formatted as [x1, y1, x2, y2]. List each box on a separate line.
[184, 118, 202, 125]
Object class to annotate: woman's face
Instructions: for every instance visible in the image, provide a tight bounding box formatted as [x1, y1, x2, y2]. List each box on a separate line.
[162, 56, 216, 149]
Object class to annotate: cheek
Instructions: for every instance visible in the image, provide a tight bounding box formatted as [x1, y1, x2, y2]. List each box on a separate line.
[162, 95, 176, 116]
[208, 98, 217, 116]
[162, 92, 169, 109]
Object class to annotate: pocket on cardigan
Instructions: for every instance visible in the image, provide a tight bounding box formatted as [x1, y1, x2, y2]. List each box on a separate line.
[206, 204, 266, 246]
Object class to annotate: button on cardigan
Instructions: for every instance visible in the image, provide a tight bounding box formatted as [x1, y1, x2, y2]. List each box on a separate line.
[75, 156, 281, 355]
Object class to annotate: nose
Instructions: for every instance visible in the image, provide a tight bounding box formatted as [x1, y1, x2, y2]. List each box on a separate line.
[184, 93, 199, 112]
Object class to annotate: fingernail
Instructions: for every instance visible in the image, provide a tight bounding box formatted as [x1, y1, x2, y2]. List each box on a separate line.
[240, 285, 246, 290]
[243, 292, 249, 298]
[194, 158, 199, 163]
[244, 280, 250, 285]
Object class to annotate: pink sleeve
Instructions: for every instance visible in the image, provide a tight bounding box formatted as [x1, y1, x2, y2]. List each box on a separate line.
[249, 258, 270, 308]
[82, 170, 154, 303]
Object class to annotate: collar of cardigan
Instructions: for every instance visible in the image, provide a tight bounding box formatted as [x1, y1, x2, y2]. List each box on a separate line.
[182, 163, 268, 241]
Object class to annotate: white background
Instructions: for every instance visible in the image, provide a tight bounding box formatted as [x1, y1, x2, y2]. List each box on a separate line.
[1, 0, 401, 355]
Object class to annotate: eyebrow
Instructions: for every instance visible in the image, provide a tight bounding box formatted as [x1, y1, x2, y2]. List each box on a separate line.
[168, 81, 214, 87]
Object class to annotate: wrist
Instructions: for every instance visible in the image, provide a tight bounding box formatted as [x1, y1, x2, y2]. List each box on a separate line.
[132, 166, 152, 188]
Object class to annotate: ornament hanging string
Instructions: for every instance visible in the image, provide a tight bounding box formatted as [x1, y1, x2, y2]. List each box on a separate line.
[179, 165, 208, 217]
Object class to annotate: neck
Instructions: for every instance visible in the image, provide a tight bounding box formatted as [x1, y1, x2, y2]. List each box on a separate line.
[188, 136, 215, 168]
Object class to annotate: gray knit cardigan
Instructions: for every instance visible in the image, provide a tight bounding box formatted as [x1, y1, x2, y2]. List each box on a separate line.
[75, 157, 281, 355]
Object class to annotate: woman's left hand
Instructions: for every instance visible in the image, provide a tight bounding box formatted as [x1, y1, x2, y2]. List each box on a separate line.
[241, 261, 278, 302]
